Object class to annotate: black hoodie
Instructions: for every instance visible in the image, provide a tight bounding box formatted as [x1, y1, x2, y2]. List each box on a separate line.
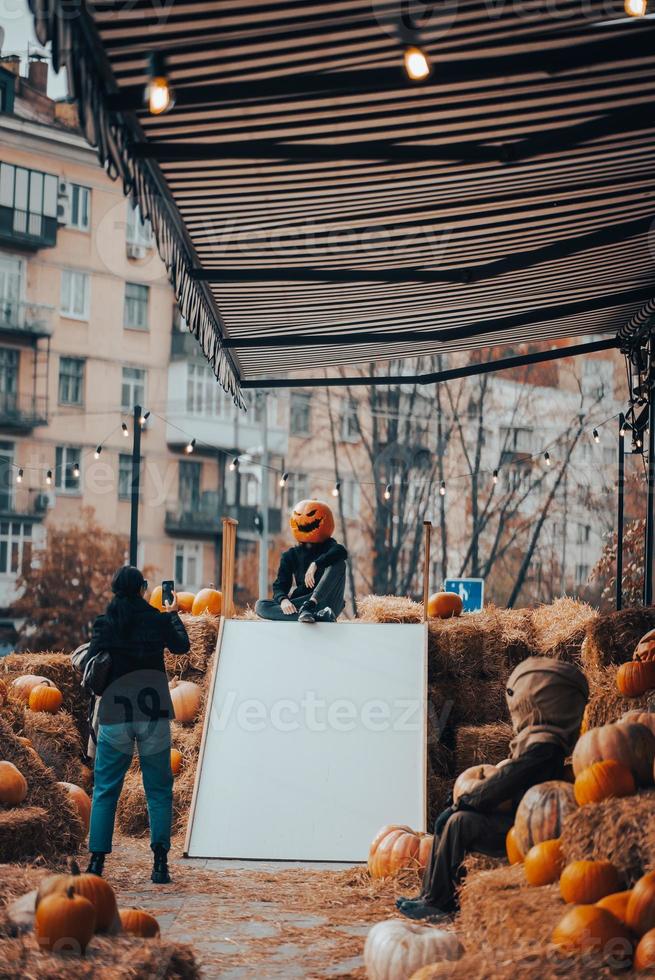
[272, 538, 347, 604]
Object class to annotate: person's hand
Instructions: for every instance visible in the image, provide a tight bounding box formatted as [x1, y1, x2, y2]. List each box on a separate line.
[280, 598, 297, 615]
[304, 562, 317, 589]
[163, 592, 179, 613]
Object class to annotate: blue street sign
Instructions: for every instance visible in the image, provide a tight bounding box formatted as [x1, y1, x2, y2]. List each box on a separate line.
[444, 578, 485, 613]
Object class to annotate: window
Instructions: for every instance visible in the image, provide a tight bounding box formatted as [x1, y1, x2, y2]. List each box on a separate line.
[186, 362, 230, 418]
[0, 348, 18, 415]
[576, 523, 591, 545]
[124, 282, 149, 330]
[340, 479, 361, 519]
[340, 400, 359, 442]
[55, 445, 81, 492]
[58, 357, 84, 406]
[285, 472, 308, 503]
[290, 392, 311, 435]
[174, 541, 202, 589]
[121, 366, 146, 412]
[179, 460, 201, 511]
[0, 162, 57, 242]
[67, 184, 90, 232]
[500, 426, 534, 455]
[0, 519, 32, 575]
[60, 269, 89, 320]
[118, 453, 132, 500]
[575, 563, 590, 586]
[126, 201, 154, 248]
[0, 254, 22, 327]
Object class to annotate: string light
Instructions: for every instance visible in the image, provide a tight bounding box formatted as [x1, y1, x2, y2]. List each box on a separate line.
[185, 438, 196, 454]
[439, 480, 446, 496]
[620, 423, 627, 438]
[121, 423, 129, 437]
[593, 429, 600, 444]
[45, 469, 52, 486]
[403, 46, 431, 82]
[332, 481, 341, 497]
[279, 472, 289, 488]
[625, 0, 647, 15]
[229, 457, 239, 472]
[72, 462, 80, 479]
[145, 51, 174, 115]
[384, 483, 392, 500]
[94, 446, 102, 459]
[492, 469, 499, 485]
[544, 452, 551, 466]
[139, 411, 150, 427]
[16, 468, 23, 484]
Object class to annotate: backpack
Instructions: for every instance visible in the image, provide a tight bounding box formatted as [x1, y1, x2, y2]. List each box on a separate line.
[71, 642, 112, 697]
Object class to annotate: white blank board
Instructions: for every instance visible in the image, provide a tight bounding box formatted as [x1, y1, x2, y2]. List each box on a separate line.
[186, 620, 426, 861]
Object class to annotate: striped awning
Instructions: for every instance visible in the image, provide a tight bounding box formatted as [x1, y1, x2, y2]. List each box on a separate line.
[29, 1, 655, 399]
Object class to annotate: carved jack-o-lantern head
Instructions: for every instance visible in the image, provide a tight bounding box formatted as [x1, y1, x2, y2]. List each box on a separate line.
[289, 499, 335, 544]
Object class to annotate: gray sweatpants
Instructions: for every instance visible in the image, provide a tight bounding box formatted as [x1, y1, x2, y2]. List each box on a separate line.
[255, 560, 346, 621]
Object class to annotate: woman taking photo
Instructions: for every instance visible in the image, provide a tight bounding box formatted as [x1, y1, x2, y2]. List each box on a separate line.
[86, 566, 190, 884]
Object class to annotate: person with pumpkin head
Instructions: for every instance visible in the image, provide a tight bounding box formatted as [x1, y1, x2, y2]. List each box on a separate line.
[256, 499, 347, 624]
[397, 657, 589, 921]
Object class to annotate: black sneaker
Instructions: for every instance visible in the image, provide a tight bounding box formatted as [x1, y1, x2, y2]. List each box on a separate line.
[151, 844, 171, 884]
[298, 599, 317, 623]
[86, 852, 105, 877]
[316, 607, 337, 623]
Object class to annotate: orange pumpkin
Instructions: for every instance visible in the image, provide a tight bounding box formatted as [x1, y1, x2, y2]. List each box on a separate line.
[119, 907, 160, 938]
[176, 591, 195, 613]
[28, 680, 63, 714]
[10, 674, 49, 703]
[552, 904, 634, 961]
[524, 838, 564, 887]
[635, 928, 655, 971]
[506, 827, 524, 864]
[191, 586, 222, 617]
[36, 886, 96, 954]
[0, 760, 28, 805]
[36, 861, 118, 933]
[560, 860, 622, 905]
[626, 871, 655, 936]
[574, 760, 636, 806]
[149, 585, 165, 610]
[169, 679, 202, 723]
[58, 781, 91, 833]
[617, 661, 655, 698]
[170, 747, 183, 776]
[452, 764, 511, 811]
[368, 825, 433, 879]
[634, 628, 655, 663]
[597, 891, 633, 926]
[0, 678, 7, 705]
[427, 592, 463, 619]
[572, 722, 655, 786]
[289, 499, 334, 544]
[513, 781, 577, 855]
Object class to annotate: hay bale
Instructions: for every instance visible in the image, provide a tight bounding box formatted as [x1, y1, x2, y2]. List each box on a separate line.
[22, 708, 88, 784]
[0, 715, 84, 858]
[494, 607, 536, 670]
[357, 594, 423, 623]
[532, 596, 597, 663]
[561, 791, 655, 886]
[582, 608, 655, 670]
[413, 946, 620, 979]
[0, 934, 200, 978]
[454, 723, 513, 771]
[582, 663, 653, 730]
[1, 652, 88, 742]
[0, 806, 48, 863]
[165, 613, 219, 676]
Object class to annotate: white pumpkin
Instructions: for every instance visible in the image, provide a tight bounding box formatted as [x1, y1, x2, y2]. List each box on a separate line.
[452, 764, 498, 804]
[364, 919, 462, 980]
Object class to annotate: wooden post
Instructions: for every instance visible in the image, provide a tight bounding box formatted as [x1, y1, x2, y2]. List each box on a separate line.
[422, 521, 432, 621]
[221, 517, 238, 618]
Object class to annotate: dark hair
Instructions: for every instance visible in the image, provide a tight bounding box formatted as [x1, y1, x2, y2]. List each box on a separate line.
[106, 566, 146, 637]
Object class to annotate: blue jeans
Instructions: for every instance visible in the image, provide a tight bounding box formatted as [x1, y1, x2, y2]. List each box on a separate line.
[89, 719, 172, 854]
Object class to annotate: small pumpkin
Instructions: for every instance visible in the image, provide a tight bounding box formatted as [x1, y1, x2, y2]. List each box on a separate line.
[58, 781, 92, 833]
[513, 781, 577, 855]
[620, 710, 655, 738]
[427, 592, 463, 619]
[149, 585, 165, 611]
[634, 628, 655, 663]
[363, 918, 462, 980]
[368, 825, 433, 879]
[176, 591, 195, 614]
[0, 760, 28, 806]
[635, 928, 655, 971]
[169, 679, 202, 724]
[617, 661, 655, 698]
[28, 679, 63, 714]
[170, 747, 183, 776]
[597, 891, 633, 926]
[506, 826, 523, 864]
[560, 860, 622, 905]
[289, 499, 335, 544]
[552, 904, 633, 961]
[36, 860, 118, 933]
[36, 886, 96, 954]
[574, 759, 636, 806]
[626, 871, 655, 936]
[452, 764, 511, 812]
[191, 586, 222, 617]
[10, 674, 49, 703]
[119, 907, 160, 938]
[524, 838, 564, 887]
[572, 722, 655, 786]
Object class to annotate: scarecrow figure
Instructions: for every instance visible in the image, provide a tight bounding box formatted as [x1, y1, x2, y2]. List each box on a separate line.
[255, 499, 347, 624]
[398, 657, 589, 921]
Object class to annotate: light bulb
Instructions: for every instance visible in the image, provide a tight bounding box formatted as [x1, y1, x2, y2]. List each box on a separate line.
[620, 425, 626, 438]
[544, 452, 551, 466]
[332, 481, 341, 498]
[94, 446, 102, 460]
[140, 411, 150, 427]
[403, 46, 431, 82]
[279, 472, 289, 488]
[122, 422, 129, 437]
[439, 481, 446, 496]
[16, 468, 23, 484]
[492, 469, 498, 485]
[185, 438, 196, 454]
[229, 457, 239, 472]
[593, 429, 600, 444]
[146, 52, 174, 114]
[46, 469, 52, 486]
[384, 484, 391, 500]
[625, 0, 647, 15]
[72, 463, 80, 479]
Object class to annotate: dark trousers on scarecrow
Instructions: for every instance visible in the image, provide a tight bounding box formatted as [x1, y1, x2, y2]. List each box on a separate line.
[255, 560, 347, 621]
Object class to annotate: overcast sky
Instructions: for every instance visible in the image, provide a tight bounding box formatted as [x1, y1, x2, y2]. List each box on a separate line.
[1, 0, 67, 97]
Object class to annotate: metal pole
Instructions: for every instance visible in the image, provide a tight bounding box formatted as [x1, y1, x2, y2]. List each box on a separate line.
[129, 404, 142, 567]
[645, 345, 655, 607]
[617, 413, 625, 611]
[258, 390, 270, 600]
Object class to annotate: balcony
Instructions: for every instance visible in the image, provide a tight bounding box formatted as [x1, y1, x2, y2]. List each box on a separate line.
[0, 164, 59, 250]
[0, 300, 53, 341]
[0, 392, 48, 431]
[0, 488, 49, 522]
[165, 492, 281, 537]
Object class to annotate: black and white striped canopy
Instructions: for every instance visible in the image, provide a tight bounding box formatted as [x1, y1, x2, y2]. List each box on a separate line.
[30, 1, 655, 399]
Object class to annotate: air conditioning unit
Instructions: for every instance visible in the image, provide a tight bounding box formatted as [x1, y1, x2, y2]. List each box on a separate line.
[56, 180, 71, 225]
[126, 243, 147, 260]
[33, 491, 55, 514]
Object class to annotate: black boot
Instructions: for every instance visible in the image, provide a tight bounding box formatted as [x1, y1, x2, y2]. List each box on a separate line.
[86, 852, 105, 877]
[151, 844, 171, 884]
[298, 598, 318, 623]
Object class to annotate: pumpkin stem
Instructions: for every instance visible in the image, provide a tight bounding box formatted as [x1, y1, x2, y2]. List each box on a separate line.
[66, 885, 75, 899]
[70, 860, 81, 876]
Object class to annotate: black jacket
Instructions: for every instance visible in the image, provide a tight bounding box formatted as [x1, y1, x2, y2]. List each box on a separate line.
[89, 596, 190, 724]
[272, 538, 347, 604]
[457, 741, 566, 814]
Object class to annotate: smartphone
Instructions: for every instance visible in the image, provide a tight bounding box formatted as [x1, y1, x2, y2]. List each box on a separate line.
[161, 580, 175, 608]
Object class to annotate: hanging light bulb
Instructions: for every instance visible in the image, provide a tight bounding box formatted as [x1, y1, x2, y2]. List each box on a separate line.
[544, 452, 551, 466]
[332, 481, 341, 498]
[94, 446, 102, 460]
[403, 45, 431, 82]
[593, 429, 600, 444]
[16, 468, 23, 484]
[140, 411, 150, 427]
[46, 469, 52, 486]
[145, 51, 175, 115]
[279, 472, 289, 488]
[625, 0, 647, 16]
[492, 469, 499, 485]
[229, 456, 239, 472]
[439, 480, 446, 496]
[384, 483, 392, 500]
[636, 436, 643, 449]
[122, 422, 129, 437]
[185, 438, 196, 454]
[72, 462, 80, 479]
[620, 423, 627, 438]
